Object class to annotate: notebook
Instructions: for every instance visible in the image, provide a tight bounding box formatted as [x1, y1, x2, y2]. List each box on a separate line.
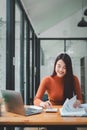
[59, 96, 87, 117]
[1, 90, 43, 116]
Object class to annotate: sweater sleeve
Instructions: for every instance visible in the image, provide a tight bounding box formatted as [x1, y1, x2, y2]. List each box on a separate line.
[74, 76, 83, 103]
[33, 77, 49, 106]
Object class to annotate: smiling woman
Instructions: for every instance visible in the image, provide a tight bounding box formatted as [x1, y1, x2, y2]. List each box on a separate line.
[34, 52, 83, 130]
[40, 40, 87, 103]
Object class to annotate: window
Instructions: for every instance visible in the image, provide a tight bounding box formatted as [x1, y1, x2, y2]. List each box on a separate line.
[0, 0, 6, 96]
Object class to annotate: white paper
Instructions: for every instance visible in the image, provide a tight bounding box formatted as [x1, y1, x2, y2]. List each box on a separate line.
[60, 96, 87, 116]
[80, 103, 87, 109]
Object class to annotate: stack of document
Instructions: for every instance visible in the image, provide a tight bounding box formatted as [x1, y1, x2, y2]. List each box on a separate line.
[60, 96, 87, 117]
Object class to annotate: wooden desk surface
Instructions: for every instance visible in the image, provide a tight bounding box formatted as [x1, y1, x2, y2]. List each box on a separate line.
[0, 106, 87, 127]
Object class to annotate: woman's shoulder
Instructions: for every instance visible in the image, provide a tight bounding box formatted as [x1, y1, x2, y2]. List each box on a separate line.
[41, 76, 52, 84]
[73, 75, 79, 81]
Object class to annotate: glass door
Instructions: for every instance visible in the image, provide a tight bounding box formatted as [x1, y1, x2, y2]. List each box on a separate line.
[0, 0, 6, 97]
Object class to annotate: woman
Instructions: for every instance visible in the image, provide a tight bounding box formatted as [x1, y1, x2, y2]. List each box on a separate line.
[34, 53, 83, 130]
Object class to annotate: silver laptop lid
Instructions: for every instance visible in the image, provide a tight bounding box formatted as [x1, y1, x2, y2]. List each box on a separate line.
[1, 90, 25, 115]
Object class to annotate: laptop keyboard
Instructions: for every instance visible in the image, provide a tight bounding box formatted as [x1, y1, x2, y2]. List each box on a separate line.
[25, 107, 42, 115]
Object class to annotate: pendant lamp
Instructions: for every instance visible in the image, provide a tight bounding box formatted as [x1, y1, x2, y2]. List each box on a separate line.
[84, 9, 87, 16]
[77, 0, 87, 27]
[78, 17, 87, 27]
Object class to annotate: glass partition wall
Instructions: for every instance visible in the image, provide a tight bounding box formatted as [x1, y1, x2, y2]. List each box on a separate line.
[15, 2, 21, 92]
[0, 0, 6, 97]
[40, 40, 87, 102]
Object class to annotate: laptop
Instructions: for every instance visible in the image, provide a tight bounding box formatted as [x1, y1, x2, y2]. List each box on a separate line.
[1, 90, 43, 116]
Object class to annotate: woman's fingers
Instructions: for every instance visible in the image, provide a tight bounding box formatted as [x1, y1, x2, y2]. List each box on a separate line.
[73, 100, 81, 108]
[40, 101, 52, 108]
[46, 101, 52, 108]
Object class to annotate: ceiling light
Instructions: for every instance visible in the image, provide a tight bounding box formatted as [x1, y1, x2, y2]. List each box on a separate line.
[77, 0, 87, 27]
[84, 9, 87, 16]
[78, 17, 87, 27]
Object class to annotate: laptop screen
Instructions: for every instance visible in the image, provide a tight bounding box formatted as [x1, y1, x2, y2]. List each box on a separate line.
[1, 90, 25, 115]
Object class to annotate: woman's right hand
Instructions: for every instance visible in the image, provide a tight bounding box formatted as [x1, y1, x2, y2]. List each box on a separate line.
[40, 100, 52, 109]
[73, 99, 81, 108]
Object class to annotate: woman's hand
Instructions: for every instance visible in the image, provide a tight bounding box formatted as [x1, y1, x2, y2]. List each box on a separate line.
[73, 100, 81, 108]
[40, 100, 52, 109]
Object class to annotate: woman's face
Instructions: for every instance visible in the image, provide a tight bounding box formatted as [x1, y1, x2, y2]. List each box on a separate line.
[55, 59, 67, 78]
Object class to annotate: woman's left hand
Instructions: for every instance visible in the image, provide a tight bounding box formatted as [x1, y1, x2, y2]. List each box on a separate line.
[73, 100, 81, 108]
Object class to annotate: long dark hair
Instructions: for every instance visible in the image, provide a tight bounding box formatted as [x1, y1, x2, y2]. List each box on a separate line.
[51, 53, 75, 101]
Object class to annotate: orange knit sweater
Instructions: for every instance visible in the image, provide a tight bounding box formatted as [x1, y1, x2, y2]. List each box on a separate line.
[34, 75, 83, 106]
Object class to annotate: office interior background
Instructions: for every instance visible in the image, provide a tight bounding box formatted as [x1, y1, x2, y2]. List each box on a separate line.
[0, 0, 87, 106]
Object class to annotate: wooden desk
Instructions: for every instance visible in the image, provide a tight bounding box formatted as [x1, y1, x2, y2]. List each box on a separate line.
[0, 106, 87, 127]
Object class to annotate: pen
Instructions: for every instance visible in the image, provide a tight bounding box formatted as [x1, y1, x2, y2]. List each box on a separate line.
[47, 101, 52, 108]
